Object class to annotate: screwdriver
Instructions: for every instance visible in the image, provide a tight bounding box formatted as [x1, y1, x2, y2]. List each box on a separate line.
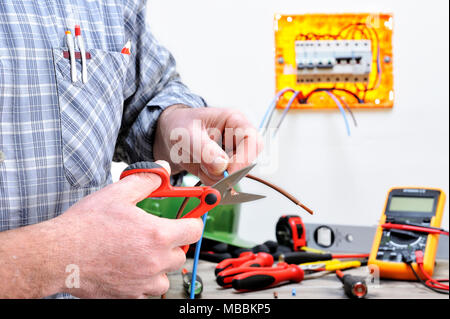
[217, 262, 287, 288]
[231, 264, 304, 292]
[215, 252, 274, 275]
[280, 252, 369, 264]
[336, 270, 368, 299]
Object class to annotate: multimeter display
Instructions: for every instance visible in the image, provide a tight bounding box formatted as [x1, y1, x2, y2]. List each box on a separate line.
[369, 188, 446, 280]
[389, 196, 435, 213]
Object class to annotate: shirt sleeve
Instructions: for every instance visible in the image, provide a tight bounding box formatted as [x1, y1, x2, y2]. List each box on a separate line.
[113, 0, 206, 165]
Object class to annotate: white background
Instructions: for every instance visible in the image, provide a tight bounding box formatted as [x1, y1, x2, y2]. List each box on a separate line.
[112, 0, 449, 244]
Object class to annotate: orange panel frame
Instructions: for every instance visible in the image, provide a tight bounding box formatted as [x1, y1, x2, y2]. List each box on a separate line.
[274, 13, 394, 109]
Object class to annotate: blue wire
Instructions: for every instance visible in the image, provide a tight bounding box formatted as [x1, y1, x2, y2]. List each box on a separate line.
[325, 91, 351, 137]
[273, 90, 302, 137]
[190, 171, 229, 299]
[189, 212, 208, 299]
[259, 88, 295, 132]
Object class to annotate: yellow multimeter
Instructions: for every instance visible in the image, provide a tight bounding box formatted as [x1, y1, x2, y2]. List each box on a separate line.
[368, 187, 446, 280]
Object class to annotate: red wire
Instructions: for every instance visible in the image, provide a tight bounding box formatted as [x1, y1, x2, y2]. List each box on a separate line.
[382, 223, 449, 236]
[415, 251, 449, 291]
[336, 269, 344, 279]
[418, 263, 449, 290]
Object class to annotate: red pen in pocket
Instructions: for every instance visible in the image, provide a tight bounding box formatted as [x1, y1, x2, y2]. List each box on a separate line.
[121, 40, 131, 55]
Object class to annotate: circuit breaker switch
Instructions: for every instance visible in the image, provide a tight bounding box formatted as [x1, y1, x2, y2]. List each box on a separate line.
[295, 40, 372, 84]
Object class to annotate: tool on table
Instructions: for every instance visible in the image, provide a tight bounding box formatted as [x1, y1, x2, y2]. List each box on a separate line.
[298, 259, 365, 274]
[312, 260, 365, 272]
[199, 251, 232, 263]
[368, 187, 447, 280]
[182, 268, 203, 298]
[279, 251, 369, 265]
[336, 269, 368, 299]
[231, 263, 304, 292]
[65, 30, 77, 82]
[120, 162, 264, 252]
[216, 253, 275, 288]
[215, 252, 274, 275]
[276, 215, 307, 251]
[75, 25, 88, 83]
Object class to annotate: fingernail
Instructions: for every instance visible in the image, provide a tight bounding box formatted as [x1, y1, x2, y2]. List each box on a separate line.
[212, 156, 229, 174]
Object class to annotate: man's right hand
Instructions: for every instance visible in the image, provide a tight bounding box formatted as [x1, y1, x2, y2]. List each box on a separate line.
[56, 160, 203, 298]
[0, 160, 203, 299]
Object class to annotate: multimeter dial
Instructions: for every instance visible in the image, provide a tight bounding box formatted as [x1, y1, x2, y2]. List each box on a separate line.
[373, 188, 443, 265]
[377, 228, 427, 263]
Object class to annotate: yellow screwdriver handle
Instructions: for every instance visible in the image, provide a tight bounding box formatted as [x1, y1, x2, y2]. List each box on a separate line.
[325, 261, 361, 272]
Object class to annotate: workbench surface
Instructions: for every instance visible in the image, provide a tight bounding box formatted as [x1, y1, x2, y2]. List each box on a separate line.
[160, 259, 449, 299]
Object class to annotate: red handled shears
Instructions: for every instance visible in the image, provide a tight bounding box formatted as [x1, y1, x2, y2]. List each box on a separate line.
[119, 162, 265, 251]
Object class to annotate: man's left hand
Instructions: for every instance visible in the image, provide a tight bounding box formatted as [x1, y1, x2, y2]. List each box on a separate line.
[154, 105, 263, 185]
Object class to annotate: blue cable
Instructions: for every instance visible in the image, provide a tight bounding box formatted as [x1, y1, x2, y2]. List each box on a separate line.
[259, 88, 295, 132]
[189, 212, 208, 299]
[190, 170, 229, 299]
[325, 90, 351, 137]
[273, 90, 302, 137]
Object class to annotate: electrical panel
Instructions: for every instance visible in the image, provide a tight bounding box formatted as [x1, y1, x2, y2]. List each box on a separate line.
[274, 13, 394, 109]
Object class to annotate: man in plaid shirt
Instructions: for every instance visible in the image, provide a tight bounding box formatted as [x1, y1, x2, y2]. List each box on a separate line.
[0, 1, 261, 298]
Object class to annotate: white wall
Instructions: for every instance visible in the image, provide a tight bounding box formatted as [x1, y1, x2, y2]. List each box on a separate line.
[113, 0, 449, 244]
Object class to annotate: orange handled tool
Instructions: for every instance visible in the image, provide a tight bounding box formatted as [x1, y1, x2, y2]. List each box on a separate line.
[120, 162, 221, 220]
[120, 162, 264, 253]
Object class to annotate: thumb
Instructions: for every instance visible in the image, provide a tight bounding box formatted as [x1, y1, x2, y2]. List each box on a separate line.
[199, 134, 230, 177]
[117, 160, 171, 204]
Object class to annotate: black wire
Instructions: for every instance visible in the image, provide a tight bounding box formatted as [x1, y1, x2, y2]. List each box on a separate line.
[304, 88, 364, 104]
[406, 263, 449, 295]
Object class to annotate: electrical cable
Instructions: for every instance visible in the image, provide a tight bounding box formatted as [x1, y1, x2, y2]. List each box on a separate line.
[189, 171, 229, 299]
[406, 263, 449, 295]
[245, 174, 313, 215]
[382, 223, 449, 236]
[335, 94, 358, 127]
[418, 263, 449, 290]
[259, 88, 295, 134]
[189, 212, 209, 299]
[272, 90, 303, 137]
[305, 88, 364, 104]
[415, 250, 449, 291]
[325, 90, 352, 136]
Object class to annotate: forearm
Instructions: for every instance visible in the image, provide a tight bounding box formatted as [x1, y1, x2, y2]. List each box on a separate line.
[0, 220, 65, 298]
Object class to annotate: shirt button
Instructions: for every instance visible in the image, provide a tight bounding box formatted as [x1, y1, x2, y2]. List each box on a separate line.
[0, 150, 5, 163]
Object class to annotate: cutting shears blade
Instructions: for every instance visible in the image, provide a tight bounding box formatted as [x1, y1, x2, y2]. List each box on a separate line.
[212, 164, 265, 205]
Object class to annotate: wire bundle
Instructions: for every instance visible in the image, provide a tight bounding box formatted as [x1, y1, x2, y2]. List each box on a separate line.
[261, 88, 358, 137]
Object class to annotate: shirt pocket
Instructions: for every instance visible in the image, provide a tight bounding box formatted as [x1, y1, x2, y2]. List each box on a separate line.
[52, 48, 129, 188]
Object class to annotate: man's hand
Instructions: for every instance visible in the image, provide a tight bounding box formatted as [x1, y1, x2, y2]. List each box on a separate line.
[154, 106, 263, 185]
[0, 160, 203, 299]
